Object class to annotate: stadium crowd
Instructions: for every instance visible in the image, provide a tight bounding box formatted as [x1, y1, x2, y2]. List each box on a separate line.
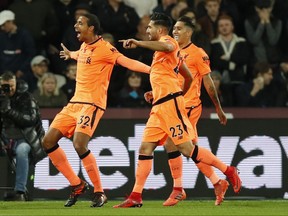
[0, 0, 288, 108]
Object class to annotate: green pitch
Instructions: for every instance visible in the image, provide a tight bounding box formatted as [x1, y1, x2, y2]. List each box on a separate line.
[0, 200, 287, 216]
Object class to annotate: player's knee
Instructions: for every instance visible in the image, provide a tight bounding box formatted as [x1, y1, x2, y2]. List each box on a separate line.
[73, 142, 88, 156]
[164, 141, 178, 153]
[42, 135, 54, 150]
[139, 142, 156, 155]
[177, 142, 193, 158]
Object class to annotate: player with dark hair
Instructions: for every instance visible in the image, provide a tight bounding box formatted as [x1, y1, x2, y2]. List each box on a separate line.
[163, 15, 234, 206]
[114, 12, 241, 208]
[42, 13, 150, 207]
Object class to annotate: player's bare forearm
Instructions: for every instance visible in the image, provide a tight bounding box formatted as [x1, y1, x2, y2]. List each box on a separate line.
[182, 78, 192, 95]
[137, 40, 174, 52]
[117, 56, 151, 74]
[203, 75, 222, 109]
[203, 74, 227, 125]
[179, 62, 193, 95]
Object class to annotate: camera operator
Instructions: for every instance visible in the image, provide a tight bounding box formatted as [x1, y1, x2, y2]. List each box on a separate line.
[0, 71, 46, 201]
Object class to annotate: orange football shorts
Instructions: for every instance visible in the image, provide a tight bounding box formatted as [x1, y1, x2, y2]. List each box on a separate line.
[142, 96, 195, 145]
[50, 102, 104, 138]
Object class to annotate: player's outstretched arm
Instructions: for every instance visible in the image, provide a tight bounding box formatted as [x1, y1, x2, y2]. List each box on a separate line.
[116, 55, 150, 74]
[59, 43, 71, 60]
[119, 39, 139, 49]
[60, 43, 80, 60]
[119, 39, 174, 52]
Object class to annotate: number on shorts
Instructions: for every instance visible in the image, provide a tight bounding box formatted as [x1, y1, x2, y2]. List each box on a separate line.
[78, 115, 91, 127]
[170, 124, 183, 137]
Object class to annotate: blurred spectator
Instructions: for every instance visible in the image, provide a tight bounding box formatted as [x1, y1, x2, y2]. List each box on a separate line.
[95, 0, 140, 44]
[193, 0, 207, 18]
[197, 0, 221, 41]
[33, 72, 68, 108]
[179, 7, 211, 55]
[196, 0, 241, 35]
[123, 0, 158, 17]
[152, 0, 177, 16]
[117, 70, 148, 108]
[24, 55, 66, 93]
[218, 0, 240, 34]
[233, 0, 255, 36]
[201, 70, 233, 107]
[0, 0, 11, 11]
[104, 32, 132, 107]
[53, 0, 78, 44]
[9, 0, 59, 55]
[0, 10, 36, 78]
[102, 32, 115, 45]
[77, 0, 103, 15]
[120, 15, 153, 92]
[185, 0, 197, 9]
[244, 0, 283, 66]
[273, 57, 288, 106]
[170, 0, 188, 22]
[271, 0, 288, 23]
[122, 15, 153, 65]
[235, 61, 279, 107]
[281, 16, 288, 57]
[61, 60, 76, 100]
[210, 14, 249, 85]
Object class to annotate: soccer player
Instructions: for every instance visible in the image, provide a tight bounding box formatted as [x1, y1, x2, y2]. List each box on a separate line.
[114, 12, 241, 208]
[41, 13, 150, 207]
[162, 16, 232, 206]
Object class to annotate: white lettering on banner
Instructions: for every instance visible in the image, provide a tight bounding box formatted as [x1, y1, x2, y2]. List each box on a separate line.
[238, 136, 282, 189]
[280, 136, 288, 158]
[84, 136, 129, 189]
[34, 121, 287, 191]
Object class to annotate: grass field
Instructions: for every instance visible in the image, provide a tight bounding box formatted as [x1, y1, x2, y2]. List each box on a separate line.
[0, 200, 287, 216]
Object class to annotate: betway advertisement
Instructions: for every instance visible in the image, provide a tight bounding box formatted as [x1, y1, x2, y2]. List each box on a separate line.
[33, 118, 288, 200]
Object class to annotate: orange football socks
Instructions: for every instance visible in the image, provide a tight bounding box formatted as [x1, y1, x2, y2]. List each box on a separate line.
[191, 145, 227, 173]
[168, 154, 183, 188]
[81, 151, 103, 192]
[48, 147, 81, 186]
[132, 155, 153, 193]
[196, 162, 220, 185]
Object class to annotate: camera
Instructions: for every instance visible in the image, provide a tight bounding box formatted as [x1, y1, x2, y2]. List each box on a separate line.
[0, 84, 10, 95]
[0, 84, 11, 111]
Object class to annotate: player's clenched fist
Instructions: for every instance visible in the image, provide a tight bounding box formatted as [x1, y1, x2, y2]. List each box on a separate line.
[144, 91, 153, 103]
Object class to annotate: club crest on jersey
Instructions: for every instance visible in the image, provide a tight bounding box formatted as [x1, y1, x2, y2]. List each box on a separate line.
[86, 56, 91, 64]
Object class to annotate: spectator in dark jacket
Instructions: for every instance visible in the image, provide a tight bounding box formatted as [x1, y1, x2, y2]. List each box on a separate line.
[0, 10, 36, 78]
[244, 0, 282, 65]
[210, 14, 249, 84]
[117, 70, 149, 108]
[235, 61, 279, 107]
[94, 0, 140, 48]
[9, 0, 59, 54]
[0, 71, 46, 201]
